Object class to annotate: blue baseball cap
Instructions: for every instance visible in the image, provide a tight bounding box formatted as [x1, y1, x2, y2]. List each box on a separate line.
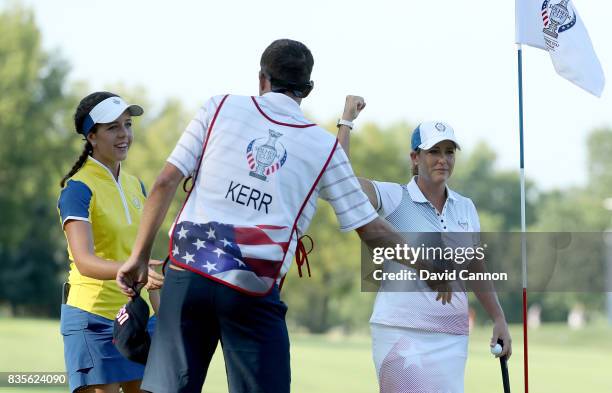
[112, 293, 151, 365]
[411, 121, 461, 151]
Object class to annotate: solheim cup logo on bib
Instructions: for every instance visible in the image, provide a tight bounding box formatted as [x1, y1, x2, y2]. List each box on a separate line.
[246, 129, 288, 181]
[541, 0, 576, 51]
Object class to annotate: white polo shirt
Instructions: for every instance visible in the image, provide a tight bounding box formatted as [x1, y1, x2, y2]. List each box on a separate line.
[167, 92, 378, 277]
[369, 176, 480, 335]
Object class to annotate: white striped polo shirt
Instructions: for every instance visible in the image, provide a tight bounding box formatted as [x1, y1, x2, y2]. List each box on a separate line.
[369, 176, 480, 335]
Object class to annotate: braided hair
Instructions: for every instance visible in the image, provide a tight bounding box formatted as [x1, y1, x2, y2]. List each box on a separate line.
[60, 92, 118, 187]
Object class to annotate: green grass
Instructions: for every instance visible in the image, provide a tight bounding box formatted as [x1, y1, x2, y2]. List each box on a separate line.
[0, 318, 611, 392]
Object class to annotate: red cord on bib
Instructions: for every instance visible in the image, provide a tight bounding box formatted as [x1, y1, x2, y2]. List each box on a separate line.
[279, 235, 315, 291]
[295, 235, 314, 278]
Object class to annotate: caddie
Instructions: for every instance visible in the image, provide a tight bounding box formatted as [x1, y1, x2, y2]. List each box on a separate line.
[117, 39, 404, 393]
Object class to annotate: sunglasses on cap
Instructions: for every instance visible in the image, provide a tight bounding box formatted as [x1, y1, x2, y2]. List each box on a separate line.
[261, 70, 314, 98]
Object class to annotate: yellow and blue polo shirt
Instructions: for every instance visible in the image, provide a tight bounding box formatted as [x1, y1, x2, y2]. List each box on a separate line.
[58, 156, 151, 320]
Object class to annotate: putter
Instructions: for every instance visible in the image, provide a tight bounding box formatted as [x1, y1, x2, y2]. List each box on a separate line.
[497, 338, 511, 393]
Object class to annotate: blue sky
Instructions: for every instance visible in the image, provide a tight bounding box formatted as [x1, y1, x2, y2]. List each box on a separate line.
[8, 0, 612, 192]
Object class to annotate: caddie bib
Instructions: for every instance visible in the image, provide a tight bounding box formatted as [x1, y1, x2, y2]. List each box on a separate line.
[169, 94, 338, 295]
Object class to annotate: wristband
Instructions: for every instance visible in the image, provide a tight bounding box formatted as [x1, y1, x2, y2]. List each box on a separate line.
[337, 119, 354, 130]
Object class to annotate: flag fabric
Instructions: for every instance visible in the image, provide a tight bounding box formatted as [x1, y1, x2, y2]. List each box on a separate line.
[171, 220, 290, 292]
[516, 0, 605, 96]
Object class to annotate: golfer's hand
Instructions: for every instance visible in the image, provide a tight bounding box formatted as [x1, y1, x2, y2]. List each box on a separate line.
[116, 256, 149, 297]
[428, 280, 453, 305]
[342, 95, 366, 122]
[145, 259, 165, 291]
[491, 319, 512, 359]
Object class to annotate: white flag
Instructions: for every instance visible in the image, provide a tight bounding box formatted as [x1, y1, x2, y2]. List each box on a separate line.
[516, 0, 605, 97]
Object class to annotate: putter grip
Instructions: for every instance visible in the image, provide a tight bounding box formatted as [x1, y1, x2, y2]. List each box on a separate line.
[497, 339, 511, 393]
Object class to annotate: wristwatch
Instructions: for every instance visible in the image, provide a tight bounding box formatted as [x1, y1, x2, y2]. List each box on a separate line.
[337, 119, 354, 130]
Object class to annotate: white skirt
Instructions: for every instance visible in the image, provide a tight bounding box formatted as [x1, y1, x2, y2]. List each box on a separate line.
[371, 323, 468, 393]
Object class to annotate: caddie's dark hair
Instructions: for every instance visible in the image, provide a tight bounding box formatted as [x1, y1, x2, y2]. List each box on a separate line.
[60, 91, 118, 187]
[260, 39, 314, 98]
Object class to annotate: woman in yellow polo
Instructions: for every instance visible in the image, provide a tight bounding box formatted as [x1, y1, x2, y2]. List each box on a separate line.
[57, 91, 161, 393]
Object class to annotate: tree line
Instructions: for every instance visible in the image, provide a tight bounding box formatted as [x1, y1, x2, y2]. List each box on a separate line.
[1, 5, 611, 331]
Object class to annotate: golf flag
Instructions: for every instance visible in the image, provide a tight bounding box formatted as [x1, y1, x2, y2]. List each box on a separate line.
[515, 0, 605, 97]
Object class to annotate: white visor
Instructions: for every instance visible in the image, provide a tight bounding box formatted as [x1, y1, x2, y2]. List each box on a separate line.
[82, 96, 143, 135]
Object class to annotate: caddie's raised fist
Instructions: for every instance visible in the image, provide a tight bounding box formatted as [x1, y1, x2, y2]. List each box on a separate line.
[342, 95, 366, 122]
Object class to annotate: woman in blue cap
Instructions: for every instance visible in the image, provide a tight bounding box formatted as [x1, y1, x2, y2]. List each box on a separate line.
[57, 92, 162, 393]
[338, 96, 511, 393]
